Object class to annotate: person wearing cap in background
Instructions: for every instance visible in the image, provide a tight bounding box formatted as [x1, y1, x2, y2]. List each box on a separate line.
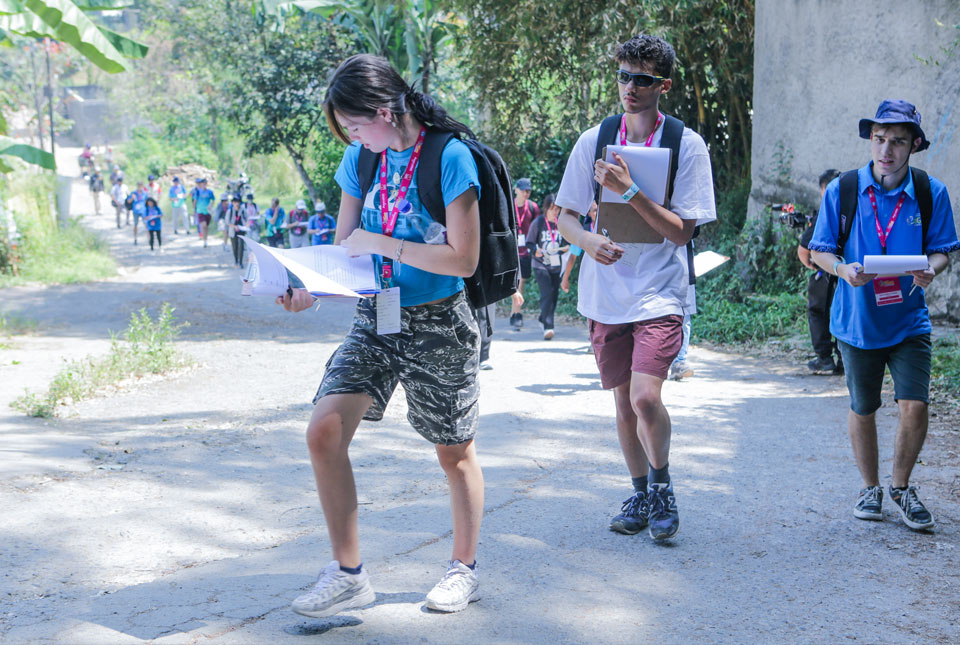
[110, 171, 129, 229]
[809, 99, 960, 533]
[191, 177, 216, 248]
[510, 178, 540, 330]
[169, 177, 190, 235]
[288, 199, 311, 248]
[147, 174, 162, 202]
[228, 194, 246, 267]
[308, 201, 336, 245]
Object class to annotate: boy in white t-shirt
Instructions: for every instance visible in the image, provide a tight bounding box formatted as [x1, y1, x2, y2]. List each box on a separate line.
[556, 34, 716, 541]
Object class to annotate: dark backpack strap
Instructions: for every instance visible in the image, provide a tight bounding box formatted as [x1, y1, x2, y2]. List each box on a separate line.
[593, 114, 622, 206]
[836, 169, 859, 259]
[910, 167, 933, 254]
[660, 114, 683, 200]
[417, 129, 456, 225]
[356, 147, 381, 215]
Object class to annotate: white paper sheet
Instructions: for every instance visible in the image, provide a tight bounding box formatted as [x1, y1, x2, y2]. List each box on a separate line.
[600, 145, 671, 205]
[862, 255, 928, 276]
[241, 239, 289, 296]
[239, 237, 378, 298]
[693, 250, 730, 277]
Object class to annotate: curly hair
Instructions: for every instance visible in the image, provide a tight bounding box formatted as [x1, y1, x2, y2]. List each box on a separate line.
[613, 34, 676, 79]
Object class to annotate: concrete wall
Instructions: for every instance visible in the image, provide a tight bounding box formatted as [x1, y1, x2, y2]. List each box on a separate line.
[751, 0, 960, 320]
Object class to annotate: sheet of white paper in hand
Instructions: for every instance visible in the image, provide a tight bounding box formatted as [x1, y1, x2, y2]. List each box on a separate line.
[240, 237, 289, 296]
[239, 236, 360, 297]
[600, 145, 671, 205]
[282, 245, 379, 295]
[862, 255, 928, 276]
[693, 250, 730, 276]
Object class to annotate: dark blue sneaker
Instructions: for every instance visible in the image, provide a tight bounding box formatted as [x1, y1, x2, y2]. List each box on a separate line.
[853, 485, 883, 521]
[888, 485, 935, 531]
[647, 482, 680, 540]
[609, 490, 649, 534]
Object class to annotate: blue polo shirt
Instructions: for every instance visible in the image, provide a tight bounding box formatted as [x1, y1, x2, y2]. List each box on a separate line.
[809, 163, 959, 349]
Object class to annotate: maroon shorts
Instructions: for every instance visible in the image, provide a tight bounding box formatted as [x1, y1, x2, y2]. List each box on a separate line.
[589, 315, 683, 388]
[197, 213, 212, 225]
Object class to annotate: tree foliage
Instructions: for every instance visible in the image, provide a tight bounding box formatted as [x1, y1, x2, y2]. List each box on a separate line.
[451, 0, 754, 192]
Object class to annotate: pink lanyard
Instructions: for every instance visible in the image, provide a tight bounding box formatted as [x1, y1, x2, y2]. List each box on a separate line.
[378, 128, 426, 282]
[545, 217, 557, 243]
[619, 112, 664, 147]
[866, 186, 906, 250]
[517, 201, 530, 227]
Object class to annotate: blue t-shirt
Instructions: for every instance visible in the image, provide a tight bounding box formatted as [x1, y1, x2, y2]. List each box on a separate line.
[265, 207, 286, 236]
[191, 188, 215, 214]
[309, 213, 337, 245]
[144, 205, 163, 231]
[809, 163, 959, 349]
[132, 189, 148, 217]
[334, 139, 480, 306]
[169, 185, 186, 208]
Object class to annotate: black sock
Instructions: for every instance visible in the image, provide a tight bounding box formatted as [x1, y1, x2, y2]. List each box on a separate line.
[649, 463, 670, 485]
[463, 560, 476, 570]
[631, 476, 648, 493]
[340, 563, 363, 575]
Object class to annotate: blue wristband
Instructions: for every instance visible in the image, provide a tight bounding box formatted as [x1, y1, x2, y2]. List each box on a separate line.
[621, 183, 640, 201]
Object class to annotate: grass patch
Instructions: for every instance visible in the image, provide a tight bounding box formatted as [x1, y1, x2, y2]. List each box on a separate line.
[0, 314, 37, 350]
[1, 171, 115, 286]
[932, 334, 960, 403]
[11, 304, 192, 418]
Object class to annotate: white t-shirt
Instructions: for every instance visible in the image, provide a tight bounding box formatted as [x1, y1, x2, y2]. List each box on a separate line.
[556, 120, 716, 324]
[110, 182, 128, 204]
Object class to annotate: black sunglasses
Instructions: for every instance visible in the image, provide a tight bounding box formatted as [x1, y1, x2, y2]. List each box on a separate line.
[616, 70, 666, 87]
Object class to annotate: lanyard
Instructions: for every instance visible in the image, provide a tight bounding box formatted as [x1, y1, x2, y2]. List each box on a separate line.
[545, 217, 557, 243]
[378, 127, 426, 282]
[619, 112, 664, 147]
[517, 200, 530, 226]
[866, 186, 906, 250]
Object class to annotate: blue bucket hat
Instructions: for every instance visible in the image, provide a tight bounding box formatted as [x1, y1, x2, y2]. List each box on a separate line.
[858, 99, 930, 152]
[515, 178, 533, 191]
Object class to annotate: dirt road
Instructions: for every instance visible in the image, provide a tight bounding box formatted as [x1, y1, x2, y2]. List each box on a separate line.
[1, 153, 958, 643]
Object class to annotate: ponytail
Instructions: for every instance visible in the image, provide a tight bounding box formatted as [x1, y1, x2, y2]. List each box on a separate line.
[405, 89, 475, 139]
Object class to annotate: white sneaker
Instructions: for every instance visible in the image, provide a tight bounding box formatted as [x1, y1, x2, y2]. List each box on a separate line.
[669, 361, 693, 381]
[425, 560, 480, 612]
[290, 561, 376, 618]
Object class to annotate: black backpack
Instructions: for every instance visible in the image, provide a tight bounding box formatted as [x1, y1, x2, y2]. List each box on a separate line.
[593, 113, 699, 284]
[357, 130, 519, 314]
[836, 167, 933, 257]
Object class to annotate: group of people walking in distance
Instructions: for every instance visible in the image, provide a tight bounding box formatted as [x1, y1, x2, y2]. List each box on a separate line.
[104, 31, 960, 621]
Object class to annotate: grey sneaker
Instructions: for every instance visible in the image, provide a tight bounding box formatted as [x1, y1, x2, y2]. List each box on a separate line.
[669, 361, 694, 381]
[853, 485, 883, 521]
[291, 561, 376, 618]
[609, 490, 649, 535]
[889, 485, 935, 531]
[425, 560, 480, 612]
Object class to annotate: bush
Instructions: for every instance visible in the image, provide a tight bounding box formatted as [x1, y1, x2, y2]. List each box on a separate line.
[932, 335, 960, 402]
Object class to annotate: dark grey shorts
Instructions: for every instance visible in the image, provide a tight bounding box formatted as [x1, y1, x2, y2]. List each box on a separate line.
[313, 290, 481, 445]
[838, 334, 931, 416]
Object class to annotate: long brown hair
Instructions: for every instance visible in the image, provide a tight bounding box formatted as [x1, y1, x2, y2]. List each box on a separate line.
[323, 54, 475, 145]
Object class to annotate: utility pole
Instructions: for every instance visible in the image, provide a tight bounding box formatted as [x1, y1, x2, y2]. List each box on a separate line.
[44, 38, 55, 157]
[29, 43, 45, 151]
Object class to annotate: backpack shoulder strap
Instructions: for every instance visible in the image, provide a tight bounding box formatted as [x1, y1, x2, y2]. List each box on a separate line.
[660, 114, 684, 199]
[910, 167, 933, 253]
[594, 115, 622, 205]
[836, 169, 859, 258]
[417, 129, 456, 225]
[356, 147, 381, 206]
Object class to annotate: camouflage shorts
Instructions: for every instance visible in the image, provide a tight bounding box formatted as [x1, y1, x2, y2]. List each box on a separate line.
[313, 290, 481, 445]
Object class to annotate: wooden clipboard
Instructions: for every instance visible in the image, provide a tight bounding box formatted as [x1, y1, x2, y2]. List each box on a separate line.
[595, 145, 671, 244]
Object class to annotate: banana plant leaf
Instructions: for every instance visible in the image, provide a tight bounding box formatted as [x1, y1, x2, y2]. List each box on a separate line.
[0, 136, 56, 170]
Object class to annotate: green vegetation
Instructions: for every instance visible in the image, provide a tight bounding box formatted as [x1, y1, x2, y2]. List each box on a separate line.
[0, 171, 115, 286]
[12, 304, 191, 418]
[932, 335, 960, 403]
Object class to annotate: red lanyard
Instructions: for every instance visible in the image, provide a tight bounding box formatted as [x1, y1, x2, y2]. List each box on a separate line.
[545, 217, 557, 243]
[517, 200, 530, 226]
[619, 112, 664, 147]
[378, 127, 426, 282]
[866, 186, 906, 250]
[379, 128, 426, 237]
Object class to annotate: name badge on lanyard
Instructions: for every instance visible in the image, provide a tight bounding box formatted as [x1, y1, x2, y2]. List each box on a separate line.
[866, 187, 906, 307]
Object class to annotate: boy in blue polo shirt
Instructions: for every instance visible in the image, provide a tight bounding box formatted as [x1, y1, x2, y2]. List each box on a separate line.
[810, 99, 959, 532]
[307, 201, 336, 245]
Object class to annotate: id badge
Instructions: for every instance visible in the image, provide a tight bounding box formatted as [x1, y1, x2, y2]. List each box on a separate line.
[547, 253, 561, 267]
[873, 277, 903, 306]
[376, 287, 401, 335]
[517, 233, 526, 247]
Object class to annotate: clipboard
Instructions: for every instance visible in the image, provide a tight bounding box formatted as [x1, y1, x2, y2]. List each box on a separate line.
[595, 145, 672, 243]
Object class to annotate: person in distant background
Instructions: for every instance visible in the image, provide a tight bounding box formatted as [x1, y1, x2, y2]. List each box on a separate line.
[265, 198, 287, 248]
[169, 177, 191, 235]
[89, 168, 104, 216]
[143, 196, 163, 252]
[308, 201, 337, 245]
[190, 178, 215, 248]
[287, 199, 310, 248]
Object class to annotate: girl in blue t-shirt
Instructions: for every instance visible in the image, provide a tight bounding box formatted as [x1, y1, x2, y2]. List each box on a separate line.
[143, 197, 163, 252]
[276, 54, 484, 618]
